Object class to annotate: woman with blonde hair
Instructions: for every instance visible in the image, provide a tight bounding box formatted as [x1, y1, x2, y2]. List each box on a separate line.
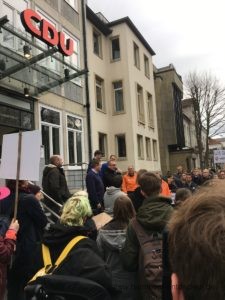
[29, 193, 113, 298]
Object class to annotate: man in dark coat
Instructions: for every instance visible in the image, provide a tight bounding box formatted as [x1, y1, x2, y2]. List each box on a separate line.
[86, 159, 104, 214]
[103, 159, 122, 189]
[42, 155, 71, 215]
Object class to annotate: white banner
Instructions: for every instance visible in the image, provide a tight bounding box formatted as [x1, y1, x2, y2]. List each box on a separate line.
[0, 130, 41, 181]
[214, 150, 225, 164]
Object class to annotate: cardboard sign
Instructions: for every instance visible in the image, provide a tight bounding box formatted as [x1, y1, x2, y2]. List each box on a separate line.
[0, 130, 41, 181]
[92, 212, 112, 230]
[214, 150, 225, 164]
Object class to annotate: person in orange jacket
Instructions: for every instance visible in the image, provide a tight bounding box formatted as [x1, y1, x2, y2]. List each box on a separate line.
[155, 171, 171, 197]
[122, 166, 138, 195]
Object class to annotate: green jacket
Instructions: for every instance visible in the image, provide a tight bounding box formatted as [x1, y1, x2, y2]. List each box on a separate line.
[121, 195, 173, 271]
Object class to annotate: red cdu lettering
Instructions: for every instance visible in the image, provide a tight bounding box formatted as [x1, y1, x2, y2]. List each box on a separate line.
[41, 19, 59, 47]
[21, 9, 41, 38]
[20, 9, 74, 56]
[58, 32, 74, 57]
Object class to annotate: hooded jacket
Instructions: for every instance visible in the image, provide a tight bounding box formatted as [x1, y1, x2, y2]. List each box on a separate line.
[121, 195, 173, 272]
[104, 187, 126, 216]
[42, 164, 71, 207]
[97, 220, 137, 300]
[30, 220, 113, 293]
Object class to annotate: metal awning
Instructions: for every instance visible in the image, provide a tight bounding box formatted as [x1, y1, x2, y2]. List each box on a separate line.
[0, 16, 87, 97]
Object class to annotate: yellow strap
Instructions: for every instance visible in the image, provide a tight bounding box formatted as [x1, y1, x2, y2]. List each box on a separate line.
[42, 243, 52, 267]
[55, 235, 87, 267]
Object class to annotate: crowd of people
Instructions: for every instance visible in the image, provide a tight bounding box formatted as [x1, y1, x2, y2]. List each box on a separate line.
[0, 151, 225, 300]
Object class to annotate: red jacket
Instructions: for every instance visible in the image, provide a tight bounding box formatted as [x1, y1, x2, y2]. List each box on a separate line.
[0, 229, 17, 300]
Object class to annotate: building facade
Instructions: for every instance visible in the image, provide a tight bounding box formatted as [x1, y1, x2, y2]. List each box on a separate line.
[86, 6, 161, 172]
[0, 0, 88, 189]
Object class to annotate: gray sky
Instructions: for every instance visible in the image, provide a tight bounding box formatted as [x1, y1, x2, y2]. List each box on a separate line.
[87, 0, 225, 85]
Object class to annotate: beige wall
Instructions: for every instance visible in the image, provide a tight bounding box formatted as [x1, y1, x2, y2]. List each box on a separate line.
[87, 19, 161, 172]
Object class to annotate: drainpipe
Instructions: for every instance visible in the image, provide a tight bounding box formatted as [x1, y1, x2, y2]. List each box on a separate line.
[81, 0, 92, 161]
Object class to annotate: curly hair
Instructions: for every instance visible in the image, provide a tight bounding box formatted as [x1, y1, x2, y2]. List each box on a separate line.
[60, 195, 92, 226]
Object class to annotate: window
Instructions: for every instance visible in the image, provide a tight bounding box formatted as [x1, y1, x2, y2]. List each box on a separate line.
[133, 42, 140, 68]
[65, 0, 78, 11]
[93, 30, 102, 57]
[111, 37, 120, 60]
[95, 76, 105, 111]
[137, 84, 145, 123]
[2, 1, 28, 52]
[98, 133, 108, 158]
[116, 134, 127, 158]
[113, 81, 124, 113]
[137, 135, 144, 159]
[144, 55, 150, 78]
[145, 137, 152, 160]
[40, 106, 61, 164]
[63, 29, 80, 85]
[67, 115, 83, 165]
[147, 92, 154, 128]
[153, 139, 158, 161]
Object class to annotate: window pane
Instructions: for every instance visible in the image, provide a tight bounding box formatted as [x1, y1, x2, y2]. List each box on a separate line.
[98, 133, 107, 157]
[52, 127, 60, 154]
[93, 31, 100, 55]
[68, 131, 75, 164]
[67, 115, 82, 130]
[76, 132, 82, 163]
[115, 89, 124, 111]
[42, 125, 50, 164]
[96, 78, 103, 110]
[3, 4, 14, 48]
[117, 135, 126, 157]
[112, 38, 120, 60]
[41, 108, 60, 125]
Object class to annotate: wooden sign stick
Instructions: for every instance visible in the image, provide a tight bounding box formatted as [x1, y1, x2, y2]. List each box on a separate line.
[14, 131, 22, 220]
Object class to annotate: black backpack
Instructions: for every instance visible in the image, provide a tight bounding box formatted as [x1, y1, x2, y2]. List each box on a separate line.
[131, 218, 163, 300]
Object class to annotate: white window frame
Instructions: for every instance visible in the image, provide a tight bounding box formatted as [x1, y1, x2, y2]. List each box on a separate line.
[152, 139, 158, 161]
[95, 75, 105, 112]
[66, 113, 84, 169]
[39, 104, 63, 164]
[113, 80, 124, 114]
[133, 42, 140, 69]
[147, 92, 154, 128]
[115, 134, 127, 159]
[93, 29, 102, 58]
[137, 84, 145, 123]
[144, 54, 150, 78]
[145, 137, 152, 160]
[137, 134, 144, 160]
[111, 36, 120, 61]
[98, 132, 108, 160]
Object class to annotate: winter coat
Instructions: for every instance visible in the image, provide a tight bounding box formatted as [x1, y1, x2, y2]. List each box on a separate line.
[128, 187, 145, 212]
[103, 167, 122, 188]
[121, 195, 173, 271]
[121, 196, 173, 299]
[86, 169, 104, 209]
[29, 221, 113, 295]
[0, 229, 17, 300]
[42, 164, 71, 209]
[104, 187, 126, 216]
[0, 191, 47, 300]
[97, 220, 137, 300]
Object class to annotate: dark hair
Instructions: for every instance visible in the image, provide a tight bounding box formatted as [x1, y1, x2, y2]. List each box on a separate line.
[169, 181, 225, 300]
[94, 150, 103, 156]
[91, 158, 100, 168]
[28, 184, 41, 195]
[110, 175, 123, 188]
[113, 195, 135, 225]
[139, 172, 161, 196]
[6, 179, 28, 192]
[175, 188, 191, 207]
[136, 169, 148, 184]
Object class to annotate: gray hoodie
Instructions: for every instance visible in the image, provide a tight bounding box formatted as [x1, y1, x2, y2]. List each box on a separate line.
[103, 187, 126, 216]
[97, 220, 137, 299]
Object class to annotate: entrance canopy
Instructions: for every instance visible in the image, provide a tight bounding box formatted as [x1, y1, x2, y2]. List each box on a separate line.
[0, 16, 87, 98]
